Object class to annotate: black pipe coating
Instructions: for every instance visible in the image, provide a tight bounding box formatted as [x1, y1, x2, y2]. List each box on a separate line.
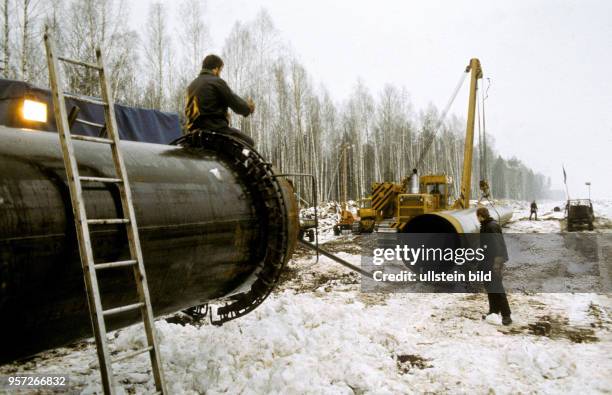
[0, 127, 297, 363]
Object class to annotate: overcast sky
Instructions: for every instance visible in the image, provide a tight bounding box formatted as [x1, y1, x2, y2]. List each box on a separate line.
[134, 0, 612, 199]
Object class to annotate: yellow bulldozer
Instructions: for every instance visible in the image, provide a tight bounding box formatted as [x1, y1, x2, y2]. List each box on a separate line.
[354, 197, 376, 233]
[358, 58, 484, 233]
[362, 180, 405, 232]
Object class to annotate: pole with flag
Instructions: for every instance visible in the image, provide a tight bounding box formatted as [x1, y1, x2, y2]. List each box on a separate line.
[562, 165, 570, 200]
[586, 182, 591, 200]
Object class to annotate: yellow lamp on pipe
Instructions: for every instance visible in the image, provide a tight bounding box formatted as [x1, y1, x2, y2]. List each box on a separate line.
[22, 99, 47, 123]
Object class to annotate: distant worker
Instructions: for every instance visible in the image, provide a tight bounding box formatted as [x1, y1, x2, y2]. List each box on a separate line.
[185, 54, 256, 146]
[529, 200, 538, 220]
[479, 179, 491, 200]
[477, 207, 512, 326]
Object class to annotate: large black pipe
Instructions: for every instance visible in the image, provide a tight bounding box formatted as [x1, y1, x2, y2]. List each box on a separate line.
[0, 127, 298, 363]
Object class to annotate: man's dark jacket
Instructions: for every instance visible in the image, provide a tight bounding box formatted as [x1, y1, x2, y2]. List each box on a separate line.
[480, 217, 509, 264]
[185, 69, 252, 131]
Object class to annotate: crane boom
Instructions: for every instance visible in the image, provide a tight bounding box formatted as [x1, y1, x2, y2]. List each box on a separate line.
[454, 58, 482, 209]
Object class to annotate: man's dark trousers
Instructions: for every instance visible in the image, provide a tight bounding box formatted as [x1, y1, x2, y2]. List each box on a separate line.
[482, 262, 511, 317]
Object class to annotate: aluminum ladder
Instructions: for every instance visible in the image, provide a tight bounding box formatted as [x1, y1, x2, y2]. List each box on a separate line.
[43, 31, 167, 395]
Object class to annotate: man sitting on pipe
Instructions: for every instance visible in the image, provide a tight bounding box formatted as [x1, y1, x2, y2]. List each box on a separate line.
[477, 206, 512, 325]
[185, 54, 256, 146]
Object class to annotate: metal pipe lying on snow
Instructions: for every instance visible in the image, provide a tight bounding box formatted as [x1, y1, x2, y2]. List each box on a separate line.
[0, 127, 298, 363]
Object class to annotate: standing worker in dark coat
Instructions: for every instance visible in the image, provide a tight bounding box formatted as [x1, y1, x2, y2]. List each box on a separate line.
[477, 206, 512, 325]
[185, 54, 256, 146]
[529, 201, 538, 220]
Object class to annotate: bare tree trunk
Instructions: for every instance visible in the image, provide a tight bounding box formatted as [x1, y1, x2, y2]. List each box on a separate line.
[141, 2, 172, 110]
[2, 0, 9, 78]
[20, 0, 29, 78]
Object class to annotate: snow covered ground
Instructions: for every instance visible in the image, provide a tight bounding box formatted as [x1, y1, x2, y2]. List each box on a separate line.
[1, 201, 611, 394]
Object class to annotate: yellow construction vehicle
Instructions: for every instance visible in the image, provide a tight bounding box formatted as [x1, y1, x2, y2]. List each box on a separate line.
[354, 197, 376, 233]
[359, 58, 483, 233]
[395, 174, 454, 227]
[333, 203, 356, 235]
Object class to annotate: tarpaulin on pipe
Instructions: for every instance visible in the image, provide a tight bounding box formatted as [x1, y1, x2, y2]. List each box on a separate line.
[0, 78, 181, 144]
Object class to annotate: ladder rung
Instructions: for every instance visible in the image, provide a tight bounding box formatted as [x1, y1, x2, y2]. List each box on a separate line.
[75, 118, 105, 128]
[80, 176, 122, 183]
[103, 302, 144, 317]
[87, 218, 129, 225]
[58, 56, 102, 70]
[112, 346, 153, 364]
[94, 260, 137, 270]
[71, 134, 113, 144]
[64, 92, 108, 106]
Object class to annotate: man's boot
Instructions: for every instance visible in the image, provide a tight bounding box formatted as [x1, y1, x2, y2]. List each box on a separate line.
[502, 315, 512, 326]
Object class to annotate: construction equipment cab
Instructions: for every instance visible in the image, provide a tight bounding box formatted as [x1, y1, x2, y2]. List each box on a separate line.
[395, 174, 453, 229]
[422, 175, 453, 210]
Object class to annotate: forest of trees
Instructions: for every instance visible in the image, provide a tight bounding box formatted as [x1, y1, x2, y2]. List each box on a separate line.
[0, 0, 550, 203]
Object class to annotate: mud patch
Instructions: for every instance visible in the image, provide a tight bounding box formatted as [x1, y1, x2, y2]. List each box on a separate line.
[278, 265, 360, 294]
[503, 314, 599, 343]
[320, 237, 363, 255]
[0, 339, 93, 374]
[527, 299, 548, 309]
[357, 292, 388, 306]
[275, 262, 302, 292]
[318, 271, 360, 291]
[587, 302, 611, 329]
[462, 294, 484, 302]
[289, 244, 315, 260]
[396, 354, 432, 374]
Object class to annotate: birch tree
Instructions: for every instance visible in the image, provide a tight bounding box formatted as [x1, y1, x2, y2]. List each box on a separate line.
[1, 0, 11, 77]
[62, 0, 137, 103]
[178, 0, 209, 75]
[169, 0, 211, 115]
[14, 0, 46, 84]
[142, 2, 172, 110]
